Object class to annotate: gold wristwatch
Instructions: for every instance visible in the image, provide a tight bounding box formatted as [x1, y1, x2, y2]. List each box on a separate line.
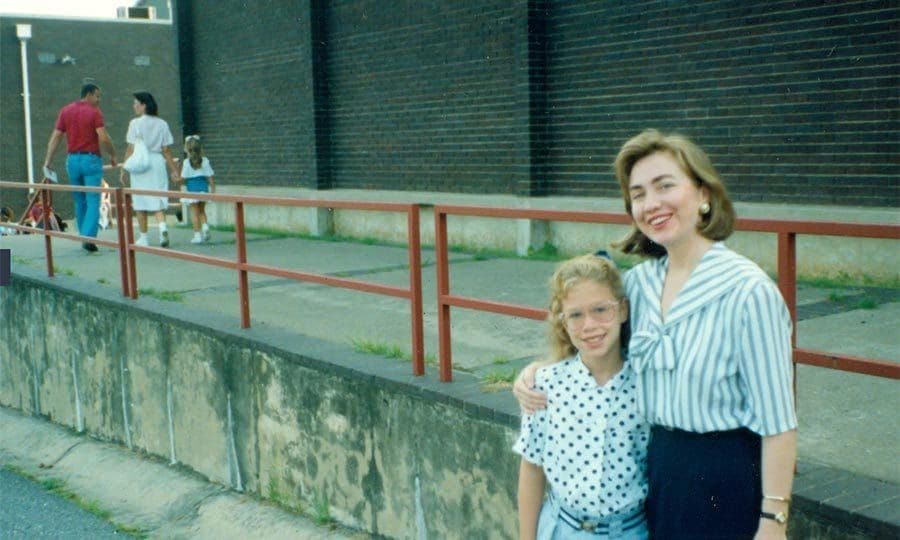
[761, 510, 788, 525]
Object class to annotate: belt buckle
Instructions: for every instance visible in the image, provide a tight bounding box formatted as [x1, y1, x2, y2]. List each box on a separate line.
[580, 520, 599, 533]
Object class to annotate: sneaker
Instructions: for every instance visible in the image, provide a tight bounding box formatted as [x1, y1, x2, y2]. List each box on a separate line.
[202, 228, 211, 242]
[135, 235, 149, 247]
[190, 233, 203, 244]
[160, 230, 169, 248]
[82, 242, 98, 253]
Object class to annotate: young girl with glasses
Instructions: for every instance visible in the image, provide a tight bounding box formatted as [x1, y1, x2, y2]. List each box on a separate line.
[515, 254, 649, 540]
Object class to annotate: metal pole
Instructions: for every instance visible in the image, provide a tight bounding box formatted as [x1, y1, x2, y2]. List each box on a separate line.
[407, 205, 424, 376]
[434, 209, 453, 382]
[235, 202, 250, 328]
[17, 25, 35, 190]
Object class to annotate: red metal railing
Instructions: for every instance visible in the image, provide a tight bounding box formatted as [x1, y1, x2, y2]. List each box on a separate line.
[1, 181, 131, 297]
[0, 181, 426, 376]
[433, 204, 900, 382]
[4, 179, 897, 383]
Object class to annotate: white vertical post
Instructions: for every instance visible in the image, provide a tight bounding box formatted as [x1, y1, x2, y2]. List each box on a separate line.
[17, 24, 35, 191]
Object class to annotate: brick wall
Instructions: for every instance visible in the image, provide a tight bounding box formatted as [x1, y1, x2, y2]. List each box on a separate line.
[320, 1, 532, 194]
[0, 16, 180, 216]
[541, 0, 900, 206]
[176, 0, 320, 188]
[175, 1, 899, 207]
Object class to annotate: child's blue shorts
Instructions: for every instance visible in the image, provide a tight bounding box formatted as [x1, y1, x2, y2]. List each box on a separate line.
[185, 176, 209, 193]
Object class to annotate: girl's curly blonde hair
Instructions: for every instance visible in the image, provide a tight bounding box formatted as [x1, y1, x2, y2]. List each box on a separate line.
[546, 254, 628, 362]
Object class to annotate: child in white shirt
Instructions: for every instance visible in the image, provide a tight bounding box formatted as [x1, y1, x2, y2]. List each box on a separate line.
[180, 135, 216, 244]
[514, 254, 649, 539]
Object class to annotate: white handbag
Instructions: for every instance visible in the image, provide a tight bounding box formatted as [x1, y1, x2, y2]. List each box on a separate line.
[123, 138, 151, 174]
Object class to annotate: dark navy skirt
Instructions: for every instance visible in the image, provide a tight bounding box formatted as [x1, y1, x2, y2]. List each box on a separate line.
[646, 426, 761, 539]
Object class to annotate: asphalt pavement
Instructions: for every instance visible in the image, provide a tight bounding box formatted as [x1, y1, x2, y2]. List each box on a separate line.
[0, 467, 127, 539]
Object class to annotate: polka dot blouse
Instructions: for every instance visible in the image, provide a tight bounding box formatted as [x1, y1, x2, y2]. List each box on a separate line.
[513, 356, 650, 520]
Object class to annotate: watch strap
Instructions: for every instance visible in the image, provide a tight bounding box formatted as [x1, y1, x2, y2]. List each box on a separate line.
[760, 510, 788, 524]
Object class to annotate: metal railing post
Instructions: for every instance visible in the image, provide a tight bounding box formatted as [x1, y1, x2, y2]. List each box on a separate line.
[777, 230, 798, 402]
[41, 188, 54, 277]
[434, 208, 453, 382]
[407, 204, 425, 376]
[235, 202, 251, 328]
[114, 188, 130, 297]
[124, 192, 138, 299]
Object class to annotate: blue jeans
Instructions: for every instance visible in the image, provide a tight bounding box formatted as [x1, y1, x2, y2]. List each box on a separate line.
[537, 494, 649, 540]
[65, 153, 103, 238]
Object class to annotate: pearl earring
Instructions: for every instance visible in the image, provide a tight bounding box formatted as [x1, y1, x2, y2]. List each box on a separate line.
[699, 202, 711, 215]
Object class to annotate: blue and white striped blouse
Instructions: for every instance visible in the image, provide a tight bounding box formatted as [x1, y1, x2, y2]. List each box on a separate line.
[625, 242, 797, 436]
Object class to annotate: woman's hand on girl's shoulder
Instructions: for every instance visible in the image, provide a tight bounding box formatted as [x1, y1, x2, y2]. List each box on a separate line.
[513, 361, 553, 414]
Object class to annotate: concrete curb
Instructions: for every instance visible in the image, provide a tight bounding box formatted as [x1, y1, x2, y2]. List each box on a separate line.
[0, 406, 365, 539]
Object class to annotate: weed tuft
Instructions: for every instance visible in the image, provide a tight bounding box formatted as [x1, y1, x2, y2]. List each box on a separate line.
[351, 338, 406, 360]
[138, 288, 184, 302]
[482, 368, 517, 385]
[311, 488, 333, 526]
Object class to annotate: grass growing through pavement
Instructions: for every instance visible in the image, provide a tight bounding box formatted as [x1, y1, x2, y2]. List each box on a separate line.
[481, 368, 519, 392]
[799, 273, 900, 290]
[351, 339, 406, 360]
[856, 298, 878, 310]
[2, 464, 146, 538]
[266, 477, 299, 512]
[482, 368, 518, 385]
[137, 288, 184, 302]
[311, 488, 333, 527]
[351, 338, 437, 366]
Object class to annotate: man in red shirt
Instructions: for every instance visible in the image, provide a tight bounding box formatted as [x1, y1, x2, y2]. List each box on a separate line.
[42, 83, 118, 252]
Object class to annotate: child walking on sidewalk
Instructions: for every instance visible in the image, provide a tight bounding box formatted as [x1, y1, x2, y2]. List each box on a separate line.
[180, 135, 216, 244]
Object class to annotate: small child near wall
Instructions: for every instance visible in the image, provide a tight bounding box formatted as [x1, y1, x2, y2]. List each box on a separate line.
[179, 135, 216, 244]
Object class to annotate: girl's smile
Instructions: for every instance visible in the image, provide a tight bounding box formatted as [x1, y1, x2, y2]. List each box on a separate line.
[561, 280, 626, 367]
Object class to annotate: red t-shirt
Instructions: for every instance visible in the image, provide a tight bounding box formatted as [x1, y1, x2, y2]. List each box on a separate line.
[54, 100, 105, 154]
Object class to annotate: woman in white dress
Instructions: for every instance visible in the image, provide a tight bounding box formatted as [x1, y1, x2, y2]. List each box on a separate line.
[120, 92, 179, 247]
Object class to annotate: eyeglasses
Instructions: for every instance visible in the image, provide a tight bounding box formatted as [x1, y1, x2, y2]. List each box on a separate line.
[559, 301, 621, 328]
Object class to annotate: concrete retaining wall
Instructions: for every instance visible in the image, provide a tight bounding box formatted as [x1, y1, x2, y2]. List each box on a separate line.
[1, 269, 896, 539]
[0, 270, 519, 539]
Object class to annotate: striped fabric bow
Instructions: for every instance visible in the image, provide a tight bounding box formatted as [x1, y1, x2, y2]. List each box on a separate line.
[629, 328, 676, 373]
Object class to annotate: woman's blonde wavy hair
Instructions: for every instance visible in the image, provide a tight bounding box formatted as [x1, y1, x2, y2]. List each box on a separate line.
[613, 129, 735, 258]
[546, 254, 628, 362]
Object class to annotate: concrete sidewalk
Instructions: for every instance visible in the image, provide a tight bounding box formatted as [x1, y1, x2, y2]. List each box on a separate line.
[2, 222, 898, 486]
[0, 407, 364, 539]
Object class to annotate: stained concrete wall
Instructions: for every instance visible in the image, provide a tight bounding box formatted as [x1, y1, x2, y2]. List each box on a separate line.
[1, 267, 896, 539]
[0, 269, 519, 539]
